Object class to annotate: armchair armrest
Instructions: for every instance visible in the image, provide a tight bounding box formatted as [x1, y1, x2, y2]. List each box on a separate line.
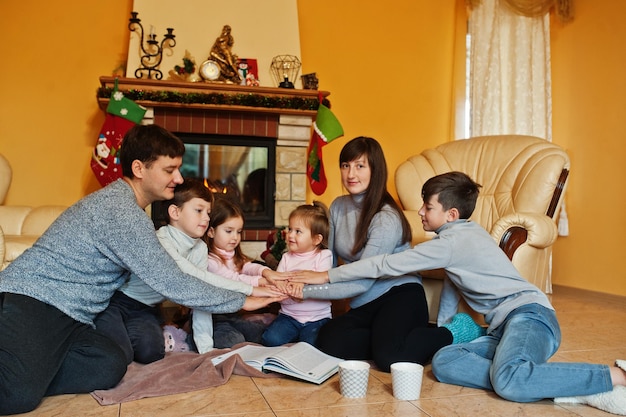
[490, 213, 558, 260]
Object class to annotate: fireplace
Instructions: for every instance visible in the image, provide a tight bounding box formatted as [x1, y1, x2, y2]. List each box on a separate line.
[96, 76, 328, 253]
[175, 133, 276, 229]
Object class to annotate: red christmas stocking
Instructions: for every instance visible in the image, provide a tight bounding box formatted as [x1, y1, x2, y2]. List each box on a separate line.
[91, 79, 146, 187]
[91, 115, 136, 187]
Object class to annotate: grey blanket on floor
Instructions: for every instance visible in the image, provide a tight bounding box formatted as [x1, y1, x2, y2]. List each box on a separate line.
[91, 345, 279, 405]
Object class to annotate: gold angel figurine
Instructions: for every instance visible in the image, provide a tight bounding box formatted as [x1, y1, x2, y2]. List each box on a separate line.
[208, 25, 242, 84]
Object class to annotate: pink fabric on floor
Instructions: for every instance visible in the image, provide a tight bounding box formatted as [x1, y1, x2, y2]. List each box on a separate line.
[91, 345, 279, 405]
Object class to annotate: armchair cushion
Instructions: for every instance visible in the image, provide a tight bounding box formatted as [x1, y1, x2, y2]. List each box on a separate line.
[0, 205, 66, 269]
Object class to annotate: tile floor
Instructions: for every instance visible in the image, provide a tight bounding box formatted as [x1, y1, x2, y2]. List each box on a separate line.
[17, 285, 626, 417]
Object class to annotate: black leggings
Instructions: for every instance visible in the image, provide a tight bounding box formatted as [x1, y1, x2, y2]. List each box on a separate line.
[315, 283, 452, 372]
[0, 293, 127, 415]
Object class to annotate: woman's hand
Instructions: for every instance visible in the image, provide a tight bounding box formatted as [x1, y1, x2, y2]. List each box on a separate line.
[286, 282, 304, 300]
[251, 286, 285, 298]
[288, 270, 330, 284]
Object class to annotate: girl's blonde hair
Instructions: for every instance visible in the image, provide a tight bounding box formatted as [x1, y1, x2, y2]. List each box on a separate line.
[206, 197, 251, 272]
[289, 201, 330, 249]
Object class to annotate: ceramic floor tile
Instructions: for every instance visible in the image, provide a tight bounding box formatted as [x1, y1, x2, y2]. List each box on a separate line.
[273, 401, 428, 416]
[16, 394, 119, 417]
[415, 392, 588, 416]
[552, 347, 625, 365]
[253, 371, 396, 411]
[118, 375, 272, 417]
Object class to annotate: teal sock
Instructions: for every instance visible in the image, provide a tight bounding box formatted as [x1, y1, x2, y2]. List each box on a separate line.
[442, 313, 486, 344]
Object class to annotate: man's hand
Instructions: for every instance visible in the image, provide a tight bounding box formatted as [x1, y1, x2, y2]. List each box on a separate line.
[242, 295, 286, 311]
[288, 270, 330, 285]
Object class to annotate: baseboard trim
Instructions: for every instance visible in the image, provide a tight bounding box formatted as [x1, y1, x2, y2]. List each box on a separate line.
[552, 284, 626, 304]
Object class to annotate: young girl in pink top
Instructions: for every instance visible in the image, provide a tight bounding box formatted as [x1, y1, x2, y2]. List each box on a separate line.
[261, 202, 333, 346]
[206, 198, 282, 347]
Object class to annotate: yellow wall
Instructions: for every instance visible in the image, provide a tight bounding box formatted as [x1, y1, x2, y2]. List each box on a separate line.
[1, 0, 624, 296]
[1, 0, 132, 204]
[550, 1, 626, 296]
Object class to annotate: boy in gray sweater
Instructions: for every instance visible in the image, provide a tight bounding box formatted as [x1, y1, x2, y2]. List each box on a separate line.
[0, 124, 283, 415]
[290, 171, 626, 416]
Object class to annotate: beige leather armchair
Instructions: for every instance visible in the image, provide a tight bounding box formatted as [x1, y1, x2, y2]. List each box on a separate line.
[0, 154, 66, 270]
[395, 135, 570, 322]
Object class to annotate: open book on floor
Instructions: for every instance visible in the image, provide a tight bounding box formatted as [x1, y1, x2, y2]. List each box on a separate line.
[211, 342, 343, 384]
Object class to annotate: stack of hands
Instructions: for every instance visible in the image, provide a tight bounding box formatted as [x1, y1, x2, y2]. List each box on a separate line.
[241, 269, 330, 311]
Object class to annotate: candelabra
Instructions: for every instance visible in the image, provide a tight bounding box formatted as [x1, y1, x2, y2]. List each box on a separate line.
[128, 12, 176, 80]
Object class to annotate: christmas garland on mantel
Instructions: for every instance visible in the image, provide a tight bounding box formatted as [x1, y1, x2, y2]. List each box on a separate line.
[97, 87, 330, 111]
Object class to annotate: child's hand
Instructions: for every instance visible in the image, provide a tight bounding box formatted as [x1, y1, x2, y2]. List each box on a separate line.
[262, 269, 291, 285]
[288, 270, 330, 285]
[251, 285, 285, 298]
[242, 295, 286, 311]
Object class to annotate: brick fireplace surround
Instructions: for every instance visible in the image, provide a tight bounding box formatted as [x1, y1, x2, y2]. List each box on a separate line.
[97, 77, 329, 258]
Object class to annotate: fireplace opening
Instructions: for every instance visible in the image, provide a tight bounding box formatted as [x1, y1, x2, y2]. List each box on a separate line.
[152, 133, 276, 230]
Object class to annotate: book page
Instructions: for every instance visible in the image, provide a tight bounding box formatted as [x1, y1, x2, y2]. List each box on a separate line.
[211, 344, 287, 369]
[264, 342, 343, 383]
[269, 342, 335, 373]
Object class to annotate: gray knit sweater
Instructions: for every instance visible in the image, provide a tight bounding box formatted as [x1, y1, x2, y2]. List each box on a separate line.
[0, 180, 245, 326]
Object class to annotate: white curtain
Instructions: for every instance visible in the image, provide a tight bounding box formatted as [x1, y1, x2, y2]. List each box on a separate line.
[467, 0, 570, 292]
[468, 0, 552, 140]
[468, 0, 568, 238]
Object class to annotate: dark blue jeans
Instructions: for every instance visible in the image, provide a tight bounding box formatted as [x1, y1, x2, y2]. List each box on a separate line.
[0, 293, 127, 415]
[261, 313, 330, 347]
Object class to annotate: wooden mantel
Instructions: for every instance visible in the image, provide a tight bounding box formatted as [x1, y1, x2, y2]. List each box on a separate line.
[97, 76, 330, 116]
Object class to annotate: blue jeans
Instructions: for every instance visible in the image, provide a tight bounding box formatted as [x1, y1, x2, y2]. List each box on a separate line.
[261, 313, 329, 347]
[432, 303, 612, 402]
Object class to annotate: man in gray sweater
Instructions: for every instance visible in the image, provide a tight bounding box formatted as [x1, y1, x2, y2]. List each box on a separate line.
[0, 124, 282, 415]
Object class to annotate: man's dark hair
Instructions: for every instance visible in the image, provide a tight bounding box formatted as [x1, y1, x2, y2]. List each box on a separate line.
[120, 124, 185, 178]
[421, 171, 482, 219]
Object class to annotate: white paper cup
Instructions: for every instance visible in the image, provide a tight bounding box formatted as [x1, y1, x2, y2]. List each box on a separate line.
[391, 362, 424, 400]
[338, 360, 370, 398]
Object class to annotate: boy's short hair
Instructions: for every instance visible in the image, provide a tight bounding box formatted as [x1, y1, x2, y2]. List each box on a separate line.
[168, 178, 214, 211]
[120, 124, 185, 178]
[422, 171, 482, 219]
